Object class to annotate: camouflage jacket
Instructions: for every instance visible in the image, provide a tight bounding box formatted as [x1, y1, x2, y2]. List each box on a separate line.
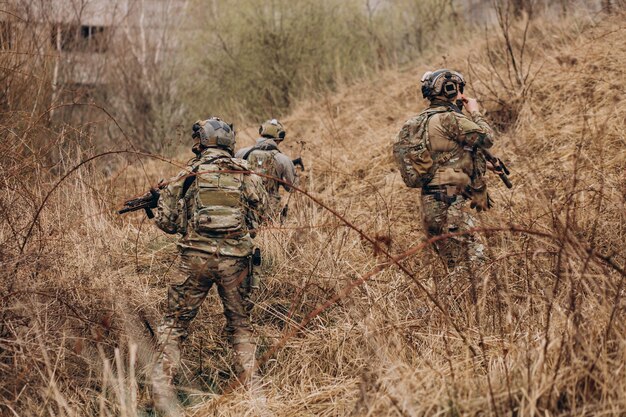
[154, 148, 267, 257]
[397, 100, 494, 189]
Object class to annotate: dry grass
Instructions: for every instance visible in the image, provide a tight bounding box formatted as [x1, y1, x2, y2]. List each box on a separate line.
[1, 10, 625, 417]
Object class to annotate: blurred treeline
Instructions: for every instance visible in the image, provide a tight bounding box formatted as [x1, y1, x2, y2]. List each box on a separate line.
[182, 0, 460, 122]
[1, 0, 614, 157]
[0, 0, 462, 158]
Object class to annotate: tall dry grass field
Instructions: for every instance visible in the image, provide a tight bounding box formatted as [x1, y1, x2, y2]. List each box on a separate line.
[1, 5, 625, 417]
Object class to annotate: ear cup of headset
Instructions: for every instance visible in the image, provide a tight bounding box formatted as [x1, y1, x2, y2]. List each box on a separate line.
[442, 81, 458, 99]
[421, 84, 432, 99]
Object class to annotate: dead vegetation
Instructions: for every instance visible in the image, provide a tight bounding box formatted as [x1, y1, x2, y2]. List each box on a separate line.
[1, 4, 625, 417]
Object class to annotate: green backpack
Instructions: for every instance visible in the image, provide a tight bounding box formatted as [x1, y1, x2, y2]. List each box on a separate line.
[190, 158, 246, 236]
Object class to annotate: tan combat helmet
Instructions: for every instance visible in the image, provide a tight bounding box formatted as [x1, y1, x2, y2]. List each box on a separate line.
[259, 119, 286, 141]
[421, 69, 466, 100]
[192, 117, 236, 155]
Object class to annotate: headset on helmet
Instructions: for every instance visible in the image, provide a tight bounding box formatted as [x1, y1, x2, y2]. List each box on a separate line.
[191, 117, 236, 154]
[259, 119, 286, 140]
[421, 69, 465, 100]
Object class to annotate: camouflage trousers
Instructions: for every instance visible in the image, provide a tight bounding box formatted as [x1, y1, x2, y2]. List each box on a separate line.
[420, 193, 485, 273]
[152, 250, 255, 399]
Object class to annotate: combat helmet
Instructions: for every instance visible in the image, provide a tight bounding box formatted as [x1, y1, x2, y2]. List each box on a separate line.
[259, 119, 286, 141]
[421, 69, 465, 100]
[192, 117, 235, 154]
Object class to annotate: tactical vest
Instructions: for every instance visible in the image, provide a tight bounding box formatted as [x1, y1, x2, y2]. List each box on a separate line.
[189, 158, 247, 236]
[393, 107, 456, 188]
[244, 148, 280, 195]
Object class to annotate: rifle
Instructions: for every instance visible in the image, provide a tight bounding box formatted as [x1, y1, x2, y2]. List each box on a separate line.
[118, 187, 161, 218]
[280, 157, 304, 223]
[483, 150, 512, 189]
[292, 157, 305, 171]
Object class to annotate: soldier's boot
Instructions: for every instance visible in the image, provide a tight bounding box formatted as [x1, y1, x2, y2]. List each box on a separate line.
[152, 331, 182, 415]
[233, 338, 257, 386]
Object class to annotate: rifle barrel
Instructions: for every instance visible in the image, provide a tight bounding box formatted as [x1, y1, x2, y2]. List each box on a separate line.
[500, 173, 513, 189]
[483, 150, 512, 188]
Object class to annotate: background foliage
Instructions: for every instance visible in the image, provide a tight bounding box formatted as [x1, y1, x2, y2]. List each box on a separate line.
[181, 0, 459, 122]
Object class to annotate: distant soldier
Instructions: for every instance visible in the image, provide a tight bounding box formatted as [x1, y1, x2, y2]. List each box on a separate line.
[393, 69, 495, 275]
[151, 117, 267, 409]
[236, 119, 297, 220]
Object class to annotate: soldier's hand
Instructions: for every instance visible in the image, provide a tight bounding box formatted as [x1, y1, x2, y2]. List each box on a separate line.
[459, 94, 480, 113]
[470, 190, 490, 212]
[468, 179, 491, 212]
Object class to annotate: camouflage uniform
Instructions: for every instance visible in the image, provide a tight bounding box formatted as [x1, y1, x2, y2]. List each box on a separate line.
[236, 138, 296, 219]
[396, 99, 494, 272]
[152, 146, 266, 393]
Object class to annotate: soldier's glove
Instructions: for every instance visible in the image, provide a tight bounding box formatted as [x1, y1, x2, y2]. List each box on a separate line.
[468, 180, 491, 212]
[470, 191, 493, 212]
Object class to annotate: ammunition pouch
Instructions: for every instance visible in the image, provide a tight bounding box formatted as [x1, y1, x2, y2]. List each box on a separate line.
[245, 248, 262, 292]
[176, 198, 188, 235]
[252, 247, 262, 266]
[431, 167, 471, 190]
[424, 167, 471, 205]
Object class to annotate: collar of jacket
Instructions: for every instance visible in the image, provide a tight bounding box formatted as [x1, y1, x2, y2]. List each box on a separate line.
[255, 137, 281, 151]
[198, 147, 232, 159]
[429, 99, 462, 114]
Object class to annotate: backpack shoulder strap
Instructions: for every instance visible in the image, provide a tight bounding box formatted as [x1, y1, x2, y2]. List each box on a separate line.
[181, 155, 229, 197]
[242, 142, 280, 160]
[422, 107, 451, 118]
[418, 108, 449, 149]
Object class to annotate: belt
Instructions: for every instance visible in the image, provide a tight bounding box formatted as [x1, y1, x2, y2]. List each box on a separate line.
[421, 185, 448, 194]
[421, 185, 459, 204]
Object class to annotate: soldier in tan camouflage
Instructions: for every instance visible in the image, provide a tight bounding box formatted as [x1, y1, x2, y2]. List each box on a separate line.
[393, 69, 494, 275]
[235, 119, 297, 220]
[151, 117, 267, 411]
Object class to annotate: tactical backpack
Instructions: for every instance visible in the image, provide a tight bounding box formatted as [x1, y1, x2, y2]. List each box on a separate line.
[393, 108, 452, 188]
[188, 157, 247, 236]
[243, 147, 280, 194]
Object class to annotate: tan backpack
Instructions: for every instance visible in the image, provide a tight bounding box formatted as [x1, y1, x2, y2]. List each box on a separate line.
[190, 157, 247, 236]
[393, 108, 450, 188]
[244, 148, 281, 194]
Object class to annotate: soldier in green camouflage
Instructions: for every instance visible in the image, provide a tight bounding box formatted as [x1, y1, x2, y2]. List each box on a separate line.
[151, 117, 267, 410]
[393, 69, 494, 275]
